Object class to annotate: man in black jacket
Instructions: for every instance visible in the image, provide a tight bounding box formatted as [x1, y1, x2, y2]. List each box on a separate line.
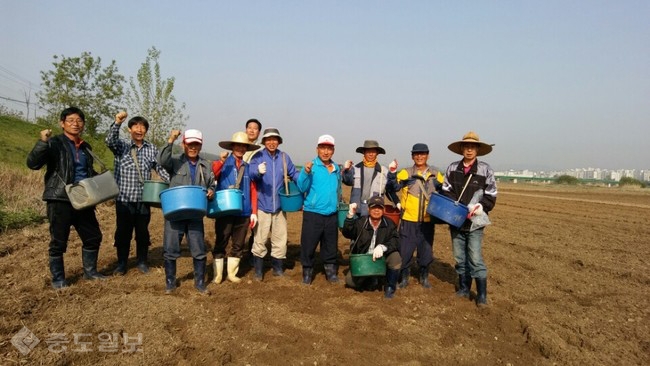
[27, 107, 107, 289]
[341, 196, 402, 298]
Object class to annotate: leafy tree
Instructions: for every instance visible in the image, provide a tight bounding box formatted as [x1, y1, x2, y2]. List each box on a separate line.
[555, 175, 579, 185]
[124, 47, 187, 146]
[619, 177, 644, 188]
[37, 52, 125, 136]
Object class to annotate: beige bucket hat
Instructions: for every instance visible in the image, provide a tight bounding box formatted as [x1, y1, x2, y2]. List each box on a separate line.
[355, 140, 386, 154]
[218, 131, 260, 151]
[447, 131, 494, 156]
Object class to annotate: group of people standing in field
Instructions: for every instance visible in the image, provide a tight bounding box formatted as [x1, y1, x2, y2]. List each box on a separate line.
[28, 106, 497, 307]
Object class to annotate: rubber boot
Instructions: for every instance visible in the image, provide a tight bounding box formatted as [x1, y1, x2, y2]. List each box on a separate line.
[384, 269, 399, 299]
[212, 258, 224, 284]
[193, 258, 210, 295]
[302, 267, 313, 285]
[136, 243, 149, 274]
[455, 274, 471, 297]
[324, 264, 340, 283]
[271, 257, 284, 277]
[476, 278, 488, 306]
[227, 257, 242, 283]
[82, 249, 108, 280]
[49, 256, 68, 289]
[398, 267, 410, 289]
[113, 245, 128, 276]
[419, 266, 431, 289]
[253, 256, 264, 281]
[164, 259, 176, 294]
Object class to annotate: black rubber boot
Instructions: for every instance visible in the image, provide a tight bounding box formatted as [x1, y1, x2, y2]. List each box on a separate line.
[113, 246, 128, 276]
[253, 256, 264, 281]
[302, 267, 313, 285]
[419, 266, 431, 289]
[384, 269, 399, 299]
[271, 257, 284, 277]
[398, 267, 410, 289]
[164, 259, 177, 294]
[324, 264, 340, 283]
[136, 242, 149, 274]
[476, 278, 488, 306]
[82, 249, 107, 280]
[193, 258, 210, 295]
[455, 274, 471, 297]
[49, 256, 68, 289]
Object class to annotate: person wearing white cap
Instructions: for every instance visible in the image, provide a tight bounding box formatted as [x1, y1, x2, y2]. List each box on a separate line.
[296, 134, 341, 285]
[158, 128, 215, 295]
[211, 131, 260, 284]
[248, 128, 300, 280]
[442, 131, 497, 307]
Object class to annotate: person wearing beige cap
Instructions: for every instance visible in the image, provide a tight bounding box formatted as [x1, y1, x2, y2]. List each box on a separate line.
[296, 134, 342, 285]
[441, 131, 497, 307]
[211, 131, 260, 284]
[158, 128, 215, 295]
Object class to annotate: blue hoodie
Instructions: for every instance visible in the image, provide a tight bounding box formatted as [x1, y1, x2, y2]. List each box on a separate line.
[297, 157, 340, 216]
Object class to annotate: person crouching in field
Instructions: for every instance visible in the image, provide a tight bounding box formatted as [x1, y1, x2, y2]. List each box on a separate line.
[297, 134, 341, 285]
[211, 132, 259, 284]
[27, 106, 108, 289]
[248, 128, 300, 281]
[158, 129, 214, 295]
[342, 196, 402, 298]
[106, 111, 170, 276]
[442, 131, 497, 307]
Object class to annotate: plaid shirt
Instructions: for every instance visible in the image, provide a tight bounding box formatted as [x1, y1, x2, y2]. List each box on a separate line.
[105, 122, 170, 202]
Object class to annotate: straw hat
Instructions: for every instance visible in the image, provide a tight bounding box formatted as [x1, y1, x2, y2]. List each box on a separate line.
[261, 128, 283, 144]
[218, 131, 260, 151]
[355, 140, 386, 154]
[447, 131, 493, 156]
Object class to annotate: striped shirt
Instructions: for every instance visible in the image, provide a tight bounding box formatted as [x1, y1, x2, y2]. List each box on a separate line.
[105, 122, 170, 202]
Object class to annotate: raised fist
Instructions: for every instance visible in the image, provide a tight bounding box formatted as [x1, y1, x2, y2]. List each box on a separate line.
[115, 111, 128, 124]
[388, 159, 398, 173]
[344, 160, 353, 170]
[39, 129, 52, 142]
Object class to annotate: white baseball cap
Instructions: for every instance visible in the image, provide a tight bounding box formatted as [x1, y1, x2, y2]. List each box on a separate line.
[183, 129, 203, 144]
[317, 134, 335, 146]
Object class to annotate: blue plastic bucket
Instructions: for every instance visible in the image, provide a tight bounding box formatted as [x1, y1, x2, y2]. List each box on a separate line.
[426, 193, 469, 228]
[142, 181, 169, 207]
[278, 182, 303, 212]
[159, 186, 208, 221]
[207, 188, 243, 218]
[337, 203, 349, 228]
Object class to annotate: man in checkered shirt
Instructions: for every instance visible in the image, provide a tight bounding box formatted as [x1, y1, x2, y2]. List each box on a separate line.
[106, 111, 170, 275]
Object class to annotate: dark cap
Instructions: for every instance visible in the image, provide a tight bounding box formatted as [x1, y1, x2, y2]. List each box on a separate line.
[411, 143, 429, 154]
[367, 196, 385, 208]
[246, 118, 262, 130]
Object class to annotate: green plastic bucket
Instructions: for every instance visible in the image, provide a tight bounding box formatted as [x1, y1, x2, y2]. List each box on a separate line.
[337, 203, 349, 228]
[141, 180, 169, 207]
[349, 254, 386, 277]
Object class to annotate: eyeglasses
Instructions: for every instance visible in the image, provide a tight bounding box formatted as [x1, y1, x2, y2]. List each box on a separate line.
[64, 119, 84, 125]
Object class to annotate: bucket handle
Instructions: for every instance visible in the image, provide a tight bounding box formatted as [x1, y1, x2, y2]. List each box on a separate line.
[456, 173, 473, 204]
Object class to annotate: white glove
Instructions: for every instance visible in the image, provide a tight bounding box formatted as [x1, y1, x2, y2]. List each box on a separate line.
[344, 160, 353, 170]
[468, 203, 483, 218]
[372, 245, 387, 260]
[396, 203, 402, 211]
[348, 203, 357, 217]
[249, 214, 258, 228]
[388, 159, 398, 173]
[258, 162, 267, 175]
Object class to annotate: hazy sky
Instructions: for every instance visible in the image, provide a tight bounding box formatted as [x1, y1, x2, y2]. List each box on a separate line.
[1, 1, 648, 171]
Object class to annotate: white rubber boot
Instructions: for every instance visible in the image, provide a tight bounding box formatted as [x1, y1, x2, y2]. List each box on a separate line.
[227, 257, 242, 283]
[213, 258, 224, 284]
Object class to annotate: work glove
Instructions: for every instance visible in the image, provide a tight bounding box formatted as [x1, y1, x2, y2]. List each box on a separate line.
[467, 203, 483, 218]
[258, 162, 267, 175]
[348, 203, 357, 218]
[249, 214, 258, 228]
[344, 160, 353, 170]
[388, 159, 398, 173]
[372, 245, 387, 260]
[396, 203, 402, 211]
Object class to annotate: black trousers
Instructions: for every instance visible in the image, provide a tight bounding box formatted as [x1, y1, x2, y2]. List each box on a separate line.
[114, 201, 151, 262]
[300, 211, 338, 268]
[47, 201, 102, 257]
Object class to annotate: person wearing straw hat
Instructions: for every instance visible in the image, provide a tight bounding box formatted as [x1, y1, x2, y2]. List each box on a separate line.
[211, 131, 260, 284]
[158, 128, 215, 295]
[386, 143, 444, 289]
[297, 134, 342, 285]
[442, 131, 497, 307]
[27, 107, 108, 289]
[342, 140, 399, 217]
[248, 128, 300, 280]
[106, 111, 170, 276]
[342, 196, 402, 298]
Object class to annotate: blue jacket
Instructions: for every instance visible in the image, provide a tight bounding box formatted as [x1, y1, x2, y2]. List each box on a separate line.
[297, 158, 341, 216]
[215, 155, 254, 217]
[249, 149, 300, 214]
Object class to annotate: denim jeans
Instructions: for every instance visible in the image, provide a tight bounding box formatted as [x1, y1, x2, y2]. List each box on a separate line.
[163, 219, 207, 261]
[450, 227, 487, 279]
